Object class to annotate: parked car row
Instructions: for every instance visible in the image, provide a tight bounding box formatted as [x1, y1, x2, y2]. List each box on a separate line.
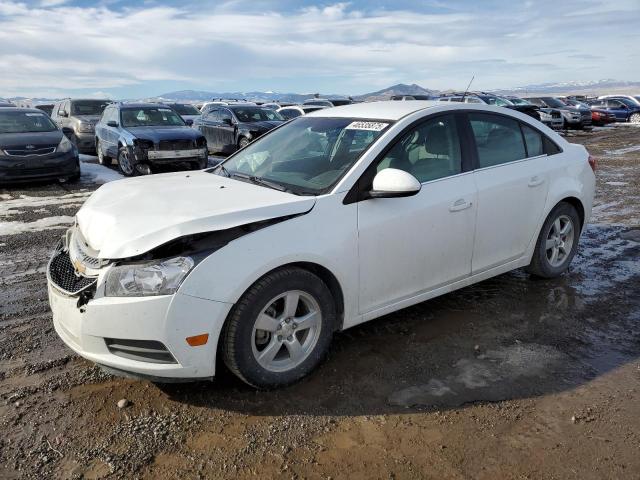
[1, 89, 637, 184]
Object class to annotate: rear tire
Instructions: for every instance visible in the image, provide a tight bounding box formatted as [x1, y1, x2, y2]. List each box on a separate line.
[222, 267, 337, 389]
[96, 139, 110, 165]
[527, 202, 581, 278]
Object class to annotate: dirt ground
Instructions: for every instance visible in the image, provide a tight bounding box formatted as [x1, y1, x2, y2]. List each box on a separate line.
[1, 125, 639, 480]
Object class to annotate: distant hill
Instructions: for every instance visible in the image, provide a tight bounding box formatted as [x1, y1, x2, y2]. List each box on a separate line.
[354, 83, 438, 101]
[152, 90, 348, 104]
[492, 79, 640, 96]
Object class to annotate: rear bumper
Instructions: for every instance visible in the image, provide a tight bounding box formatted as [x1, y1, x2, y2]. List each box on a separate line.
[0, 151, 79, 184]
[48, 282, 232, 379]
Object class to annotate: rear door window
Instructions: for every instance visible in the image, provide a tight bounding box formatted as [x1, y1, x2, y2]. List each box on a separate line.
[469, 113, 526, 167]
[521, 124, 544, 157]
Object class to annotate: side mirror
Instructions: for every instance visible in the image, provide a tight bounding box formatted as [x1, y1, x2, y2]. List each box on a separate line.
[369, 168, 421, 199]
[619, 104, 628, 109]
[222, 118, 233, 126]
[185, 119, 194, 126]
[59, 111, 68, 118]
[61, 127, 74, 137]
[107, 120, 118, 127]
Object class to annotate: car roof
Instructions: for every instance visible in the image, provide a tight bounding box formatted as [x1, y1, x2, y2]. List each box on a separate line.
[305, 100, 440, 120]
[119, 102, 173, 109]
[0, 107, 45, 113]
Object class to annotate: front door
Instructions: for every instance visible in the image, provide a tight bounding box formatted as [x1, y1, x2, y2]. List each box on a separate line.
[357, 114, 477, 314]
[468, 112, 550, 273]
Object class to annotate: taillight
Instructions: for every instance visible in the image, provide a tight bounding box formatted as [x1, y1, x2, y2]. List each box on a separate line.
[588, 154, 597, 172]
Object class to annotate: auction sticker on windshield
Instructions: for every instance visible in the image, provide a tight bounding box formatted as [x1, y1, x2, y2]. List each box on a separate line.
[345, 121, 389, 131]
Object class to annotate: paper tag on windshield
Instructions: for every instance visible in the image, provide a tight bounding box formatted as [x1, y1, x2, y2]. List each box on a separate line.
[158, 108, 172, 112]
[25, 113, 45, 117]
[345, 121, 388, 131]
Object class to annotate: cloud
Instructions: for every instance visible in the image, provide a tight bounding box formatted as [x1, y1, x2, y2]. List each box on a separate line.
[0, 0, 638, 97]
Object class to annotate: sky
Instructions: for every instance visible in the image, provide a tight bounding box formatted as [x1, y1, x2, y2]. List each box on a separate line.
[0, 0, 639, 99]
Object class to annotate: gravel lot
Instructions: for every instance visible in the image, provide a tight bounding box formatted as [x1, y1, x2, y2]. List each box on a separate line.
[1, 127, 639, 479]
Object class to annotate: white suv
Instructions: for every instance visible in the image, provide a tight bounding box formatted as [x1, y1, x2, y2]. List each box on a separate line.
[47, 101, 596, 388]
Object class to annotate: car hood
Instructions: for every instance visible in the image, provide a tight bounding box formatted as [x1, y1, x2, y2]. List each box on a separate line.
[125, 126, 203, 143]
[76, 170, 315, 259]
[0, 130, 62, 149]
[242, 120, 284, 131]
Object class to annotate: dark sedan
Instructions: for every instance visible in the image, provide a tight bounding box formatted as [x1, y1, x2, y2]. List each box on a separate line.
[0, 108, 79, 184]
[95, 103, 208, 176]
[193, 105, 284, 155]
[589, 98, 640, 124]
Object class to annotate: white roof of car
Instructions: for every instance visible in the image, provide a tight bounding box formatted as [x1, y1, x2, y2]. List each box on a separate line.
[306, 100, 440, 120]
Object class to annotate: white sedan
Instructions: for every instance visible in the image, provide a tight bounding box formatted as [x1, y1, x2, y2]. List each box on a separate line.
[47, 101, 596, 388]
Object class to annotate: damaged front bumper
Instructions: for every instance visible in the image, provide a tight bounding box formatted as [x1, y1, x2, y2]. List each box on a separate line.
[46, 230, 232, 380]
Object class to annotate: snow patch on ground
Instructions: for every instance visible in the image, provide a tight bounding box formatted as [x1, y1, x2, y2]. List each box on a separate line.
[0, 216, 74, 235]
[605, 181, 628, 186]
[604, 145, 640, 155]
[0, 192, 91, 217]
[79, 155, 124, 184]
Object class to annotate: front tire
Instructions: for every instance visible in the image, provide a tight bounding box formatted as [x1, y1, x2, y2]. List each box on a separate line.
[238, 137, 250, 150]
[527, 202, 581, 278]
[630, 113, 640, 124]
[117, 147, 137, 177]
[222, 267, 337, 389]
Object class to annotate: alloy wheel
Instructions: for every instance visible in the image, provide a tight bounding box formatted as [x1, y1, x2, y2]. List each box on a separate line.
[118, 150, 134, 175]
[251, 290, 322, 373]
[630, 113, 640, 124]
[545, 214, 575, 268]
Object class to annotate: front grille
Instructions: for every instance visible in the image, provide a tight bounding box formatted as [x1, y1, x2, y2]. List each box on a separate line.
[5, 166, 61, 177]
[48, 248, 97, 295]
[552, 112, 561, 118]
[158, 140, 194, 151]
[105, 338, 177, 364]
[4, 146, 56, 156]
[69, 229, 104, 271]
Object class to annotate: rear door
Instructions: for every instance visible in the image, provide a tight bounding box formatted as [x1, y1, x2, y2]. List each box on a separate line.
[198, 110, 220, 151]
[218, 108, 236, 153]
[468, 112, 551, 273]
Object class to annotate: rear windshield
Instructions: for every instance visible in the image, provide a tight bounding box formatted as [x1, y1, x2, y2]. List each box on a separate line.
[121, 107, 185, 127]
[0, 110, 58, 133]
[71, 100, 110, 116]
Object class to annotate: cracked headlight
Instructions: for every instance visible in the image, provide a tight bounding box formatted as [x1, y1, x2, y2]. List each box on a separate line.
[105, 256, 195, 297]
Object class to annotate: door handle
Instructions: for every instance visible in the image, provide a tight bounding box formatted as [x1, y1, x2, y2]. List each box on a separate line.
[528, 176, 545, 187]
[449, 198, 472, 212]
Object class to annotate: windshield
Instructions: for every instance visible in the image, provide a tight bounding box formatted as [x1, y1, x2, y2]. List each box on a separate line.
[617, 98, 637, 107]
[540, 98, 566, 108]
[213, 117, 390, 195]
[0, 110, 58, 133]
[71, 100, 110, 116]
[508, 97, 530, 106]
[121, 107, 186, 127]
[230, 107, 283, 122]
[171, 104, 200, 115]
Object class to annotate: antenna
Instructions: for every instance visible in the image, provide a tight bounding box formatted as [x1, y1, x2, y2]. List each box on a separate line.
[462, 75, 475, 100]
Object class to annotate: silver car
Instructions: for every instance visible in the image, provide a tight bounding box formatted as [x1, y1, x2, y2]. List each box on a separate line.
[51, 99, 111, 154]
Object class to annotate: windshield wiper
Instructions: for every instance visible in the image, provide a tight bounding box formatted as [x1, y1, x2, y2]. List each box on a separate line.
[226, 171, 289, 192]
[216, 163, 231, 177]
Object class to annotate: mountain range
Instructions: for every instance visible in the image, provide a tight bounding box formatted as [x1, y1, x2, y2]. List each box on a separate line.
[6, 79, 639, 104]
[152, 80, 639, 103]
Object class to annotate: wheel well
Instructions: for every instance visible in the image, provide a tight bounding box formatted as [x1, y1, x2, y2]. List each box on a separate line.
[560, 197, 585, 229]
